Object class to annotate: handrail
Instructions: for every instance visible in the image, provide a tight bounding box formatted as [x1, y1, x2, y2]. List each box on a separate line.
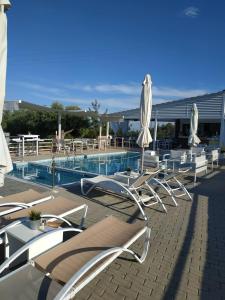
[0, 202, 31, 209]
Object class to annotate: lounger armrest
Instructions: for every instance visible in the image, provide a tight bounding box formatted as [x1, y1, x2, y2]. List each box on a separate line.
[0, 202, 31, 209]
[41, 214, 73, 227]
[178, 167, 191, 173]
[0, 228, 82, 275]
[54, 226, 151, 300]
[163, 154, 170, 160]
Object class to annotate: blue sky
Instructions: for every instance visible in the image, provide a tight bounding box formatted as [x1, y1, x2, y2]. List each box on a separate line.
[5, 0, 225, 112]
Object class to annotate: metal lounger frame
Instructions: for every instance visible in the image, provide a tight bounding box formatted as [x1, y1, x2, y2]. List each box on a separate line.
[0, 203, 88, 259]
[0, 224, 150, 300]
[81, 177, 153, 219]
[0, 194, 54, 217]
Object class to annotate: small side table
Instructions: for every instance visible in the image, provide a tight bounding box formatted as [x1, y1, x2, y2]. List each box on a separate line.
[5, 222, 63, 267]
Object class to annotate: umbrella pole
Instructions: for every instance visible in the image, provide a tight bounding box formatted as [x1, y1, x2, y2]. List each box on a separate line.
[141, 147, 144, 173]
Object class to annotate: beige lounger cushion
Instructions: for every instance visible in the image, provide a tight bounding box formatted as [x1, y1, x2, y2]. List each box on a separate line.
[34, 216, 144, 284]
[0, 189, 47, 213]
[3, 196, 83, 221]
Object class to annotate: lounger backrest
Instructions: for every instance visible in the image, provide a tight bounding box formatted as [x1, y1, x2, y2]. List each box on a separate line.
[3, 196, 82, 221]
[170, 150, 187, 159]
[0, 189, 40, 203]
[0, 189, 43, 213]
[34, 216, 144, 284]
[144, 153, 160, 168]
[131, 171, 159, 189]
[211, 149, 219, 160]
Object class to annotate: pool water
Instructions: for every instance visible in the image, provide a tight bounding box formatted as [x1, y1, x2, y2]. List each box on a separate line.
[10, 151, 140, 187]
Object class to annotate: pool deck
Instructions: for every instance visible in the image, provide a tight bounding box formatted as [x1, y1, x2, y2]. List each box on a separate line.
[1, 163, 225, 299]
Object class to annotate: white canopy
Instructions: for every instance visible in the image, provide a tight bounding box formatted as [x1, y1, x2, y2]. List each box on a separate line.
[0, 1, 12, 186]
[188, 103, 201, 147]
[136, 74, 153, 171]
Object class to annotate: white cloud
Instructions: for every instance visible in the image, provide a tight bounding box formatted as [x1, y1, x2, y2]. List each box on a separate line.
[10, 80, 209, 112]
[14, 81, 62, 95]
[152, 87, 207, 98]
[66, 83, 140, 95]
[66, 82, 207, 99]
[183, 6, 200, 18]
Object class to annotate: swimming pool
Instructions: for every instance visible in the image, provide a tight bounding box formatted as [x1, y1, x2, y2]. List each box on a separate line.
[9, 151, 140, 187]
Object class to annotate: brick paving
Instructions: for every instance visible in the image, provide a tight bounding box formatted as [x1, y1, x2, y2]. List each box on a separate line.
[1, 164, 225, 299]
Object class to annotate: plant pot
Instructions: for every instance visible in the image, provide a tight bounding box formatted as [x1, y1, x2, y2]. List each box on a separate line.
[28, 219, 40, 230]
[126, 171, 131, 176]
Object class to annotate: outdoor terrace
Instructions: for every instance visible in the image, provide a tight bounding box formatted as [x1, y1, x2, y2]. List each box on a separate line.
[1, 162, 225, 299]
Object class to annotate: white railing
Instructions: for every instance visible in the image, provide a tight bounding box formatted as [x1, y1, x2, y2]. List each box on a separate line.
[8, 137, 138, 157]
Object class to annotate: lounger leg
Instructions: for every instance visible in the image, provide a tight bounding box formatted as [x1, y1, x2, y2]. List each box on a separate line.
[145, 183, 167, 213]
[81, 179, 95, 195]
[174, 177, 192, 201]
[138, 227, 151, 263]
[153, 178, 178, 206]
[79, 204, 88, 229]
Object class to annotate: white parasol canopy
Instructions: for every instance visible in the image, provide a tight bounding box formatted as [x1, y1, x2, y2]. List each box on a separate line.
[136, 74, 153, 172]
[0, 0, 12, 186]
[188, 103, 201, 147]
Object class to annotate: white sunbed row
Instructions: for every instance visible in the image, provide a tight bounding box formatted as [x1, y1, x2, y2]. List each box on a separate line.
[0, 188, 150, 300]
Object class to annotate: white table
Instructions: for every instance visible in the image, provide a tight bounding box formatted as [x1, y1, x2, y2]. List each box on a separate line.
[17, 134, 40, 156]
[5, 221, 63, 267]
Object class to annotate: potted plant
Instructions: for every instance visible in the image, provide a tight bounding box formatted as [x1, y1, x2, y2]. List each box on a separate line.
[126, 167, 132, 176]
[28, 210, 41, 230]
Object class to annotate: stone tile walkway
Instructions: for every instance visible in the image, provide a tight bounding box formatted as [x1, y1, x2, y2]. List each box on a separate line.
[1, 165, 225, 299]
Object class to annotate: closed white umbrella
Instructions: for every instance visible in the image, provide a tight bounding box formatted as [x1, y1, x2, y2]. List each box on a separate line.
[188, 103, 201, 147]
[136, 74, 153, 172]
[0, 1, 12, 186]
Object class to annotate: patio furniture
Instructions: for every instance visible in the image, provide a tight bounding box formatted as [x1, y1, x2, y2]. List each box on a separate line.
[0, 196, 88, 263]
[150, 167, 192, 205]
[4, 222, 66, 269]
[17, 134, 40, 157]
[190, 146, 205, 158]
[206, 149, 219, 170]
[0, 189, 54, 217]
[190, 155, 208, 183]
[81, 170, 167, 218]
[163, 150, 187, 170]
[0, 216, 150, 300]
[143, 150, 160, 168]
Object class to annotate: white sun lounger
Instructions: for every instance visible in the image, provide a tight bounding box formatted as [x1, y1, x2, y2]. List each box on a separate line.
[81, 170, 167, 219]
[0, 196, 88, 261]
[150, 168, 192, 205]
[0, 216, 150, 300]
[0, 189, 54, 217]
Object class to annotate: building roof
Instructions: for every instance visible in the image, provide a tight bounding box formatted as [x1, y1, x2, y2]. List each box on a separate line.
[110, 90, 225, 122]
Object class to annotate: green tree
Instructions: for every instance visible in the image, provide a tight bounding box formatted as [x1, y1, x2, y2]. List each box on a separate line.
[51, 101, 64, 110]
[65, 105, 81, 111]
